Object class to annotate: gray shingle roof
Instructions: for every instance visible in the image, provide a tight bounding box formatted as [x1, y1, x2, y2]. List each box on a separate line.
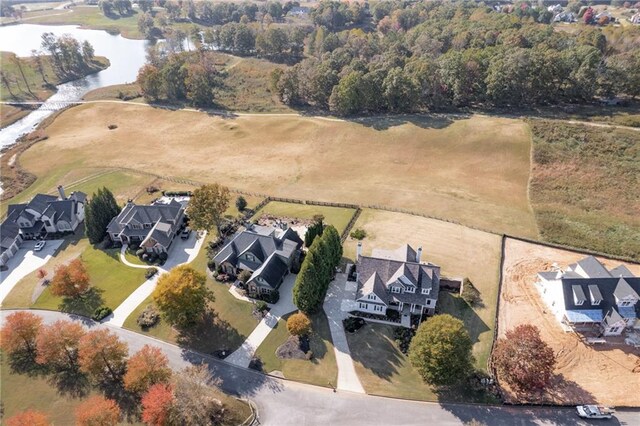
[26, 194, 58, 214]
[249, 253, 289, 289]
[560, 277, 640, 322]
[613, 278, 640, 301]
[107, 201, 183, 235]
[602, 307, 624, 327]
[371, 244, 417, 263]
[575, 256, 612, 278]
[609, 265, 635, 278]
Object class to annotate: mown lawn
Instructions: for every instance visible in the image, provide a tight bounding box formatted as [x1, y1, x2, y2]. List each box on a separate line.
[346, 323, 498, 403]
[254, 201, 356, 235]
[254, 311, 338, 388]
[33, 244, 146, 316]
[123, 233, 259, 354]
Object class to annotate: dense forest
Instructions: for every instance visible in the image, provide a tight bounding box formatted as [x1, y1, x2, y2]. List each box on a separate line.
[137, 0, 640, 114]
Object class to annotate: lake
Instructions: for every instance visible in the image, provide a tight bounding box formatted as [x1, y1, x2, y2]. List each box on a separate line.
[0, 24, 150, 147]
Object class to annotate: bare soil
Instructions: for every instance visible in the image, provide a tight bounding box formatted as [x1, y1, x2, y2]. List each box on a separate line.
[498, 237, 640, 406]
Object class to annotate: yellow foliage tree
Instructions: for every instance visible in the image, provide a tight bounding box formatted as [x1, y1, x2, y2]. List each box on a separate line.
[286, 312, 312, 336]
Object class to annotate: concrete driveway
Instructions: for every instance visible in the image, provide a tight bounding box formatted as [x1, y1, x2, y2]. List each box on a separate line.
[323, 273, 365, 393]
[104, 231, 206, 327]
[226, 273, 298, 368]
[0, 240, 63, 305]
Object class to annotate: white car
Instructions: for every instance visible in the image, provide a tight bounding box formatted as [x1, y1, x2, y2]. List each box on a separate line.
[34, 241, 46, 251]
[576, 405, 614, 419]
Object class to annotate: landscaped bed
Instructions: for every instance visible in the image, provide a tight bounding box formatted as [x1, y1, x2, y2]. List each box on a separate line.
[253, 311, 338, 388]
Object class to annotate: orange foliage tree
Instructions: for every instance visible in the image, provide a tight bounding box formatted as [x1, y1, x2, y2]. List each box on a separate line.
[286, 312, 312, 336]
[78, 329, 128, 382]
[50, 258, 90, 298]
[141, 383, 175, 426]
[124, 345, 172, 393]
[0, 311, 42, 354]
[5, 410, 50, 426]
[493, 324, 556, 393]
[75, 396, 120, 426]
[35, 319, 86, 368]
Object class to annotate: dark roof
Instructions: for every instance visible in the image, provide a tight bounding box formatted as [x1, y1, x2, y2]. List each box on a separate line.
[0, 206, 22, 254]
[142, 222, 173, 249]
[69, 191, 87, 203]
[48, 200, 75, 222]
[561, 277, 640, 322]
[26, 194, 58, 214]
[249, 253, 289, 289]
[213, 226, 301, 271]
[107, 201, 183, 235]
[356, 246, 440, 306]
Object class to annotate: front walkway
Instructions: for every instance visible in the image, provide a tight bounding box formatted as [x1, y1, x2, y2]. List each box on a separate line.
[323, 273, 365, 394]
[104, 232, 206, 326]
[226, 274, 297, 368]
[0, 240, 63, 305]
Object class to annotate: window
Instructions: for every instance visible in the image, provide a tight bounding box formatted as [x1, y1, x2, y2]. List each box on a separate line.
[619, 300, 633, 307]
[405, 287, 415, 294]
[246, 254, 255, 262]
[425, 299, 431, 306]
[391, 287, 401, 294]
[367, 294, 375, 300]
[374, 305, 384, 313]
[359, 302, 367, 310]
[575, 300, 584, 306]
[144, 223, 151, 229]
[609, 327, 620, 333]
[421, 288, 431, 295]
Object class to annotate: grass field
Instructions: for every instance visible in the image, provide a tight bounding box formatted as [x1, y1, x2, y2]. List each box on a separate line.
[123, 233, 259, 354]
[14, 103, 537, 237]
[344, 209, 502, 370]
[529, 120, 640, 261]
[346, 323, 497, 403]
[254, 311, 338, 388]
[254, 201, 356, 234]
[0, 52, 108, 128]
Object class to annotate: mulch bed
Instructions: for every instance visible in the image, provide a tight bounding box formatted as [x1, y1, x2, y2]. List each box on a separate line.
[276, 335, 311, 360]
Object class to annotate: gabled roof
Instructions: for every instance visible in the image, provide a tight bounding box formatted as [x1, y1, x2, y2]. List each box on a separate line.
[609, 265, 635, 278]
[602, 308, 624, 327]
[574, 256, 611, 278]
[559, 277, 640, 323]
[613, 278, 640, 301]
[249, 253, 289, 289]
[357, 271, 387, 303]
[371, 244, 417, 263]
[26, 194, 58, 214]
[107, 201, 183, 235]
[142, 221, 173, 249]
[48, 200, 75, 222]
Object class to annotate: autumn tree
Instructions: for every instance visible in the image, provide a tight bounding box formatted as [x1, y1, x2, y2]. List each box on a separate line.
[171, 365, 225, 425]
[0, 311, 42, 355]
[75, 395, 121, 426]
[36, 268, 48, 281]
[35, 319, 85, 369]
[186, 184, 230, 235]
[493, 324, 556, 393]
[49, 258, 91, 298]
[5, 410, 50, 426]
[142, 383, 175, 426]
[408, 314, 474, 386]
[286, 312, 312, 336]
[78, 329, 128, 382]
[152, 265, 213, 328]
[124, 345, 172, 393]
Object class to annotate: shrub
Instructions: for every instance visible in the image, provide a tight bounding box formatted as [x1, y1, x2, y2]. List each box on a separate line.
[130, 242, 140, 250]
[238, 270, 252, 284]
[386, 308, 400, 320]
[136, 248, 145, 258]
[91, 306, 112, 321]
[145, 267, 158, 279]
[461, 278, 482, 307]
[393, 327, 415, 354]
[137, 305, 160, 328]
[207, 259, 217, 271]
[107, 124, 118, 130]
[343, 317, 365, 333]
[350, 228, 367, 240]
[255, 301, 268, 313]
[287, 312, 312, 336]
[236, 196, 247, 212]
[158, 252, 168, 261]
[261, 289, 279, 304]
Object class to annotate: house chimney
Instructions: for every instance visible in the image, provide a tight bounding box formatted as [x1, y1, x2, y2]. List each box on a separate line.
[57, 185, 66, 200]
[416, 246, 422, 263]
[357, 241, 362, 259]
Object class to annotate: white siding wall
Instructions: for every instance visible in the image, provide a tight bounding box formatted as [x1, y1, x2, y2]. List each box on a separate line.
[356, 302, 386, 314]
[537, 279, 567, 323]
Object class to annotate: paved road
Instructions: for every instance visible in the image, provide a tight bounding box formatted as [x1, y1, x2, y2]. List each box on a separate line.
[6, 310, 633, 425]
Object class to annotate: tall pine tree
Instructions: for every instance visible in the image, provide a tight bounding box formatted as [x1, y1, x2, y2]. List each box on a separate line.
[85, 187, 122, 244]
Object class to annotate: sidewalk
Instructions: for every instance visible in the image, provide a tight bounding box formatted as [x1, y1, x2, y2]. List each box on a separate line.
[104, 232, 206, 327]
[226, 274, 297, 367]
[323, 273, 365, 394]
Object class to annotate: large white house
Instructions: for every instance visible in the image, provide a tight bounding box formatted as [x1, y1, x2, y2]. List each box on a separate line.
[536, 256, 639, 336]
[352, 243, 440, 328]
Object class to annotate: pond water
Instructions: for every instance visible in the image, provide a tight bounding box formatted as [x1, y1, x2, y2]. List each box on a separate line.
[0, 24, 150, 147]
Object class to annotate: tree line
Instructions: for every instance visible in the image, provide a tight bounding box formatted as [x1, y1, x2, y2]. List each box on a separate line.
[272, 1, 640, 115]
[0, 311, 234, 425]
[40, 32, 96, 77]
[293, 221, 342, 314]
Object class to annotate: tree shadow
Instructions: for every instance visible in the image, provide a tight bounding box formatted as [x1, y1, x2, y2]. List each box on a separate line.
[58, 287, 105, 317]
[344, 113, 462, 131]
[97, 378, 140, 421]
[48, 365, 91, 398]
[7, 350, 49, 377]
[436, 292, 489, 345]
[176, 310, 244, 356]
[346, 324, 404, 381]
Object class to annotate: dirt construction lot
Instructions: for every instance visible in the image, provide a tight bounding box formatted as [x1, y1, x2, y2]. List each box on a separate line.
[498, 238, 640, 406]
[16, 103, 537, 237]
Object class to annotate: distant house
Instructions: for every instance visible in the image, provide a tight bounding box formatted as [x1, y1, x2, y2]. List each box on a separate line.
[287, 6, 310, 16]
[536, 256, 640, 336]
[107, 200, 185, 254]
[352, 243, 441, 328]
[553, 11, 577, 23]
[0, 186, 86, 266]
[547, 4, 563, 14]
[213, 224, 303, 295]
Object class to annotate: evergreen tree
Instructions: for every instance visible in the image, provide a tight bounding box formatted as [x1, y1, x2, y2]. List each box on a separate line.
[304, 215, 324, 247]
[85, 187, 121, 244]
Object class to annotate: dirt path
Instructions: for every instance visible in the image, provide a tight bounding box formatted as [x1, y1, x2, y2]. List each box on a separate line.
[498, 238, 640, 406]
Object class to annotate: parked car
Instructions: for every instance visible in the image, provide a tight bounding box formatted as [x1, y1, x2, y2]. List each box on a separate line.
[34, 241, 46, 251]
[576, 405, 614, 419]
[181, 228, 191, 239]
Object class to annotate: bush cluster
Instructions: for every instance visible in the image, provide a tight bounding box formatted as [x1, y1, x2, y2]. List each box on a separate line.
[92, 306, 113, 321]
